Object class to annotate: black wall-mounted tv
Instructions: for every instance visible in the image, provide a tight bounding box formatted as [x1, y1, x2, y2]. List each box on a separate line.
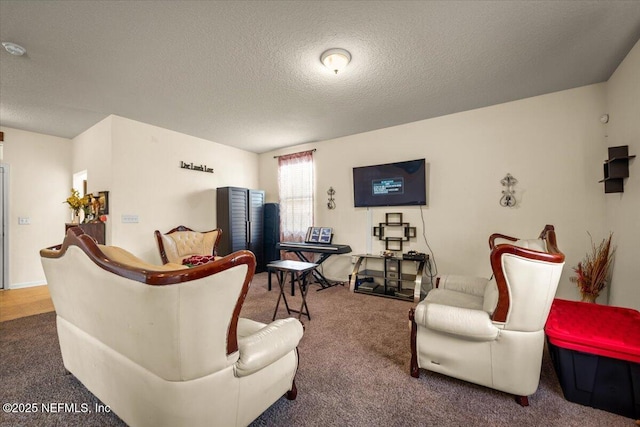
[353, 159, 426, 207]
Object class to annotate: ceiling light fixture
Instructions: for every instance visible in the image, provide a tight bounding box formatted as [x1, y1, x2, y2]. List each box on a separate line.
[2, 42, 26, 56]
[321, 48, 351, 74]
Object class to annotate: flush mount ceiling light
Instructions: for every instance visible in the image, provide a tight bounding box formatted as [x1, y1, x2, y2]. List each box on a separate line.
[2, 42, 26, 56]
[320, 48, 351, 74]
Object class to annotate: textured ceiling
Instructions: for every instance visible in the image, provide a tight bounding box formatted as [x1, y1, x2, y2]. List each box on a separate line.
[1, 1, 639, 153]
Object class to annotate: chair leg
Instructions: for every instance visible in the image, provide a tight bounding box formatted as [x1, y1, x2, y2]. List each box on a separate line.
[409, 308, 420, 378]
[285, 380, 297, 400]
[515, 395, 529, 407]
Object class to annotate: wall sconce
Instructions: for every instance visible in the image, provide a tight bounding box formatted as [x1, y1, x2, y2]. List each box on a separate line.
[500, 173, 518, 207]
[327, 187, 336, 209]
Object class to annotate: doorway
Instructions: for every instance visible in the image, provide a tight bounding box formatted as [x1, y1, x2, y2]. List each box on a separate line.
[0, 163, 8, 290]
[73, 170, 87, 196]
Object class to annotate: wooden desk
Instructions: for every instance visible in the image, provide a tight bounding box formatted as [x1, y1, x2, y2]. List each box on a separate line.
[65, 222, 106, 245]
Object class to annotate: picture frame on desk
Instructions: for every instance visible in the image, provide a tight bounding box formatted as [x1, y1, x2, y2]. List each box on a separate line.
[96, 191, 109, 215]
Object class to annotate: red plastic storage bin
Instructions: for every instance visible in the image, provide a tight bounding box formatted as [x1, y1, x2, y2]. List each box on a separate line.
[545, 298, 640, 419]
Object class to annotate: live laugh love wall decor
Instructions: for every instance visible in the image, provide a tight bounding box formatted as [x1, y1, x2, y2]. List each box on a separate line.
[180, 161, 214, 173]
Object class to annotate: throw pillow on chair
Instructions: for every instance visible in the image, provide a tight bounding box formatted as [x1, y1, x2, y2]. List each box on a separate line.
[182, 254, 217, 267]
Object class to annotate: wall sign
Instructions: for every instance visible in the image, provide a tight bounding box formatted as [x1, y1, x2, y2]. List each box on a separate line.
[180, 161, 213, 173]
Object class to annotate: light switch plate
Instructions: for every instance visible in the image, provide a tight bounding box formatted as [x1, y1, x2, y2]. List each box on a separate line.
[121, 214, 139, 223]
[18, 217, 30, 225]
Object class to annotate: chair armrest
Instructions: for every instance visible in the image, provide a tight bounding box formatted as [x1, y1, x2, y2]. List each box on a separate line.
[489, 233, 518, 249]
[414, 302, 499, 341]
[436, 274, 488, 297]
[235, 318, 304, 377]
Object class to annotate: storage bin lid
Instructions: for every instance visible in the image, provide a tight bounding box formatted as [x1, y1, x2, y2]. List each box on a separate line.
[545, 298, 640, 364]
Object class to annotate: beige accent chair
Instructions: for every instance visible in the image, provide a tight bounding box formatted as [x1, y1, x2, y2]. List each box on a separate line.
[154, 225, 222, 265]
[409, 225, 565, 406]
[41, 227, 304, 427]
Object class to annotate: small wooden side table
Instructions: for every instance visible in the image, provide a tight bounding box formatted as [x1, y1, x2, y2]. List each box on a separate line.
[268, 260, 317, 321]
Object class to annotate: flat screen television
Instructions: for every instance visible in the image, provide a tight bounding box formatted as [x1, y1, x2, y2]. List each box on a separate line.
[353, 159, 426, 207]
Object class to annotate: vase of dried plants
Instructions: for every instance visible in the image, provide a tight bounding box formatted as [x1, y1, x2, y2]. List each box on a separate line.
[580, 293, 598, 303]
[571, 232, 615, 303]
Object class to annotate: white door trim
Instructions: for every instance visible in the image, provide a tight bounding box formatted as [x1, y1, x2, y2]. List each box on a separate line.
[0, 163, 9, 289]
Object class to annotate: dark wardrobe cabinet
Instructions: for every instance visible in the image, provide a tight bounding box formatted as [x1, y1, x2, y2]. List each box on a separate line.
[216, 187, 265, 272]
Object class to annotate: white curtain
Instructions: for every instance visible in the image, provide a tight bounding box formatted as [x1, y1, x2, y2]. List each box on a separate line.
[278, 150, 314, 252]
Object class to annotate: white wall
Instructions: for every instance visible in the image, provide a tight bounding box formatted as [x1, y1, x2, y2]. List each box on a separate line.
[0, 127, 72, 288]
[260, 83, 609, 301]
[604, 39, 640, 310]
[73, 115, 260, 263]
[72, 115, 113, 195]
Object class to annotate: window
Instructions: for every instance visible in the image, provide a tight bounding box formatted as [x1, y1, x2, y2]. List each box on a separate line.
[278, 150, 314, 243]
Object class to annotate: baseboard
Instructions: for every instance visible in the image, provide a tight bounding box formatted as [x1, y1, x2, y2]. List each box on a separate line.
[9, 280, 47, 290]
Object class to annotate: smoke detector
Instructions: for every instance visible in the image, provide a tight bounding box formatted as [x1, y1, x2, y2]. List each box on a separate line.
[2, 42, 26, 56]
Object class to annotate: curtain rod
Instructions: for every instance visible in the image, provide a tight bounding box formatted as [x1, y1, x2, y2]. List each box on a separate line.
[273, 148, 316, 159]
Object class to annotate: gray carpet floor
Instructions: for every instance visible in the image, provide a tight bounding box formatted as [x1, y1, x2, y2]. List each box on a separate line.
[0, 272, 634, 426]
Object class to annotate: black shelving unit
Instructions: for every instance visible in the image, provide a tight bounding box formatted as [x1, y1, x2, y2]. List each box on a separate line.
[599, 145, 635, 193]
[216, 186, 265, 271]
[372, 213, 417, 251]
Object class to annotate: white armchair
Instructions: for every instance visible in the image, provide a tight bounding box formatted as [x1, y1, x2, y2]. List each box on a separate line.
[41, 227, 303, 427]
[409, 225, 565, 406]
[154, 225, 222, 265]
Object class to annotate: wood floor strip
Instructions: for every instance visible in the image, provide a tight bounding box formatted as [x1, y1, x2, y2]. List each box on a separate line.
[0, 285, 55, 322]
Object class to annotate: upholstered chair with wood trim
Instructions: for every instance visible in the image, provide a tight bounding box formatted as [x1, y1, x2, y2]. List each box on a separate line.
[409, 225, 565, 406]
[41, 227, 303, 427]
[154, 225, 222, 265]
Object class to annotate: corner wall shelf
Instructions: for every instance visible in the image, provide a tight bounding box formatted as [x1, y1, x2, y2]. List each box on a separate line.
[599, 145, 635, 193]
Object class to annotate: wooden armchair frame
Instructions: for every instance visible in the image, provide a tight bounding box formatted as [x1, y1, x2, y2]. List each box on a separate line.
[42, 227, 252, 356]
[488, 224, 564, 323]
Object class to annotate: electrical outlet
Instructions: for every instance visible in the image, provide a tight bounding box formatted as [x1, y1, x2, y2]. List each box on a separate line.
[121, 214, 139, 223]
[18, 217, 31, 225]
